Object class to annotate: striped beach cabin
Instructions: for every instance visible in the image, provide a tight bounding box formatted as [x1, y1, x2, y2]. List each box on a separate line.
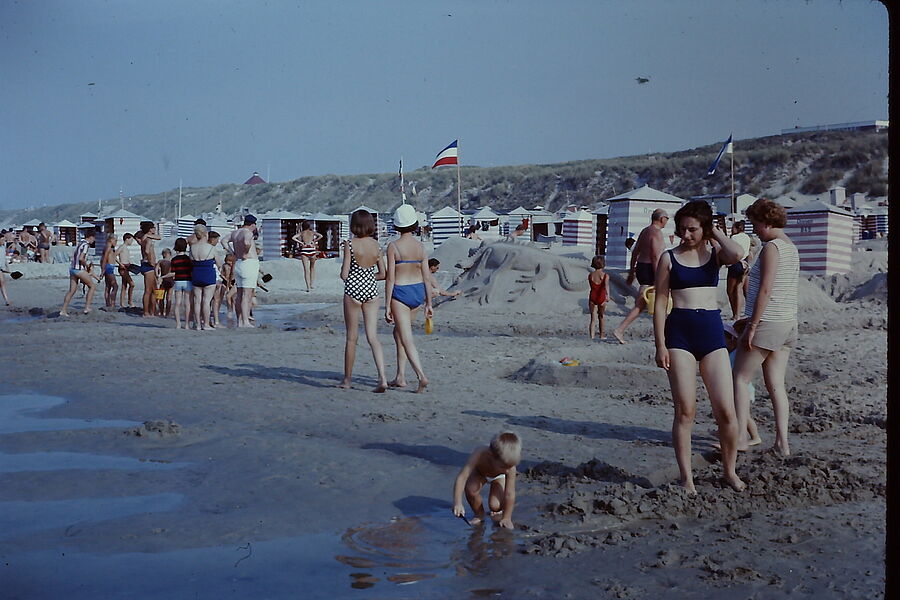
[429, 206, 464, 248]
[311, 213, 348, 255]
[529, 208, 558, 242]
[785, 201, 853, 275]
[503, 206, 533, 238]
[470, 207, 503, 241]
[177, 215, 197, 238]
[605, 185, 682, 270]
[53, 219, 78, 246]
[102, 209, 147, 265]
[260, 210, 304, 260]
[158, 221, 177, 238]
[79, 212, 99, 225]
[592, 205, 609, 256]
[562, 209, 595, 248]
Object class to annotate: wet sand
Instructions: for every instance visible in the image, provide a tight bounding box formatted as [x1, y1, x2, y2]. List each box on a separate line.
[0, 240, 886, 598]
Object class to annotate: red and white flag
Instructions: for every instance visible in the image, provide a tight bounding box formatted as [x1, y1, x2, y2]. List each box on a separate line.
[431, 140, 459, 169]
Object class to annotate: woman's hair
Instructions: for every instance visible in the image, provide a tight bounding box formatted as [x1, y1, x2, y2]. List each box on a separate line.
[490, 431, 522, 466]
[591, 255, 606, 269]
[301, 220, 311, 231]
[140, 220, 155, 233]
[732, 220, 746, 234]
[174, 237, 188, 252]
[349, 211, 375, 237]
[674, 200, 714, 239]
[194, 223, 208, 237]
[396, 222, 418, 234]
[106, 234, 117, 246]
[745, 198, 787, 228]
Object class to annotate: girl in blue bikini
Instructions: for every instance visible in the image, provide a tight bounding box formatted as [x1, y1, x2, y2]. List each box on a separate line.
[652, 200, 746, 495]
[385, 204, 432, 393]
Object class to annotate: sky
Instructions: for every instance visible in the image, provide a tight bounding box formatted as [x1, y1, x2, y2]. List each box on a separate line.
[0, 0, 888, 211]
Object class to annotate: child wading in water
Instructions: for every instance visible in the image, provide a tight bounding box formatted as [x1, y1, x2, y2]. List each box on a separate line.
[338, 210, 389, 392]
[385, 204, 432, 393]
[588, 255, 609, 340]
[453, 431, 521, 528]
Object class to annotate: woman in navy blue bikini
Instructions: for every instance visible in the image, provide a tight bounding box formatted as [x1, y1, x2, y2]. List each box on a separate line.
[652, 200, 746, 495]
[385, 204, 432, 393]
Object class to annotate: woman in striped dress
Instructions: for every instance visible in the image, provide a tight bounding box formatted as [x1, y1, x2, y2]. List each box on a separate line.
[733, 198, 800, 456]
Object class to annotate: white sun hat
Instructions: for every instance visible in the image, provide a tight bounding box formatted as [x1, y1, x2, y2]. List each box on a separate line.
[393, 204, 418, 228]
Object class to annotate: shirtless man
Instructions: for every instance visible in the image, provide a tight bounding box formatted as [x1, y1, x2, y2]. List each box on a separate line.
[36, 223, 55, 263]
[116, 233, 137, 307]
[18, 228, 37, 261]
[612, 208, 669, 344]
[138, 221, 161, 317]
[228, 214, 259, 327]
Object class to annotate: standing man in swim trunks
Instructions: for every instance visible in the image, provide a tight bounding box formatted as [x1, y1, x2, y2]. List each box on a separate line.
[36, 223, 55, 263]
[612, 208, 669, 344]
[138, 221, 161, 317]
[228, 214, 259, 328]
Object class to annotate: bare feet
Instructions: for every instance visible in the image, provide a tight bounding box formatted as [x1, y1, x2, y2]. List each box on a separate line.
[747, 436, 762, 447]
[337, 380, 352, 389]
[678, 479, 697, 496]
[724, 474, 747, 492]
[59, 311, 69, 317]
[415, 378, 429, 394]
[372, 384, 387, 393]
[83, 308, 92, 314]
[612, 329, 626, 344]
[771, 440, 790, 457]
[388, 379, 407, 388]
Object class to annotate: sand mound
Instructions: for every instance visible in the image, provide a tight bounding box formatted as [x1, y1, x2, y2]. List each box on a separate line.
[804, 250, 888, 303]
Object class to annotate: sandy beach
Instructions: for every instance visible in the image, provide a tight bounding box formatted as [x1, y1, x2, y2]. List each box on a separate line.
[0, 237, 886, 598]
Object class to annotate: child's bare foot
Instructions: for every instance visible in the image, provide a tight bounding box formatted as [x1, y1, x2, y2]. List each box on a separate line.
[388, 379, 407, 388]
[771, 440, 790, 457]
[59, 311, 69, 317]
[372, 383, 387, 393]
[747, 436, 762, 447]
[337, 380, 352, 389]
[612, 329, 626, 344]
[83, 308, 92, 314]
[724, 474, 746, 492]
[415, 377, 429, 393]
[678, 479, 697, 496]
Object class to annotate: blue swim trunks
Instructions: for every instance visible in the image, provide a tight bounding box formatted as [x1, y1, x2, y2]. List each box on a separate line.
[392, 282, 426, 309]
[139, 260, 155, 274]
[665, 308, 726, 361]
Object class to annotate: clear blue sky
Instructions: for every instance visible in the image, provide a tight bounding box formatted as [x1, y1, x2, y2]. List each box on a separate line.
[0, 0, 888, 211]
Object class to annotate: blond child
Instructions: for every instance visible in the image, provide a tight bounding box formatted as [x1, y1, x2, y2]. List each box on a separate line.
[100, 234, 119, 308]
[453, 431, 521, 528]
[587, 255, 609, 340]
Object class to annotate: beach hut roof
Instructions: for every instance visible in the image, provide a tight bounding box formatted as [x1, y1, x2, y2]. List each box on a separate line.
[80, 212, 99, 218]
[260, 210, 303, 220]
[787, 200, 852, 216]
[22, 219, 43, 227]
[592, 204, 610, 215]
[352, 204, 380, 214]
[607, 184, 684, 203]
[178, 214, 197, 222]
[472, 206, 501, 220]
[311, 212, 339, 221]
[506, 206, 532, 215]
[244, 172, 266, 185]
[430, 206, 463, 218]
[54, 219, 78, 228]
[101, 208, 146, 220]
[77, 222, 97, 229]
[564, 209, 594, 221]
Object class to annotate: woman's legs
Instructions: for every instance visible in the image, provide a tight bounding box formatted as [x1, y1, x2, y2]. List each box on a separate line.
[390, 299, 428, 392]
[200, 285, 215, 329]
[727, 278, 742, 320]
[732, 345, 769, 449]
[699, 348, 745, 491]
[762, 347, 792, 456]
[308, 257, 317, 290]
[301, 256, 312, 292]
[340, 294, 360, 388]
[361, 298, 388, 392]
[62, 272, 95, 315]
[191, 287, 204, 330]
[142, 271, 156, 317]
[667, 349, 699, 494]
[389, 326, 409, 387]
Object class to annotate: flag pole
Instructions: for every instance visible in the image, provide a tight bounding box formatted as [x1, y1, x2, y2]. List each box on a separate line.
[730, 134, 735, 216]
[456, 140, 462, 236]
[400, 157, 407, 204]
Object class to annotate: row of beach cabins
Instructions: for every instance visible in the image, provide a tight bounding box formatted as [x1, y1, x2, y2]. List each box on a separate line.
[10, 184, 887, 277]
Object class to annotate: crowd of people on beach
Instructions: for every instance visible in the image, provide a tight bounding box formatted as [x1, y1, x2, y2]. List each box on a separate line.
[5, 196, 800, 524]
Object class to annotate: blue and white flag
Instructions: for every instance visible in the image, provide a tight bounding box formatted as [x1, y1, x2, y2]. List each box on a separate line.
[706, 134, 733, 176]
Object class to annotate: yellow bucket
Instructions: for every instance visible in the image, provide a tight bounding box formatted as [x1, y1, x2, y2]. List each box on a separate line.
[154, 289, 166, 300]
[642, 286, 673, 316]
[424, 317, 433, 335]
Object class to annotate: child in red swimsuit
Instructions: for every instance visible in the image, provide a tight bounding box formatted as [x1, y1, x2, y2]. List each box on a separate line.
[588, 255, 610, 340]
